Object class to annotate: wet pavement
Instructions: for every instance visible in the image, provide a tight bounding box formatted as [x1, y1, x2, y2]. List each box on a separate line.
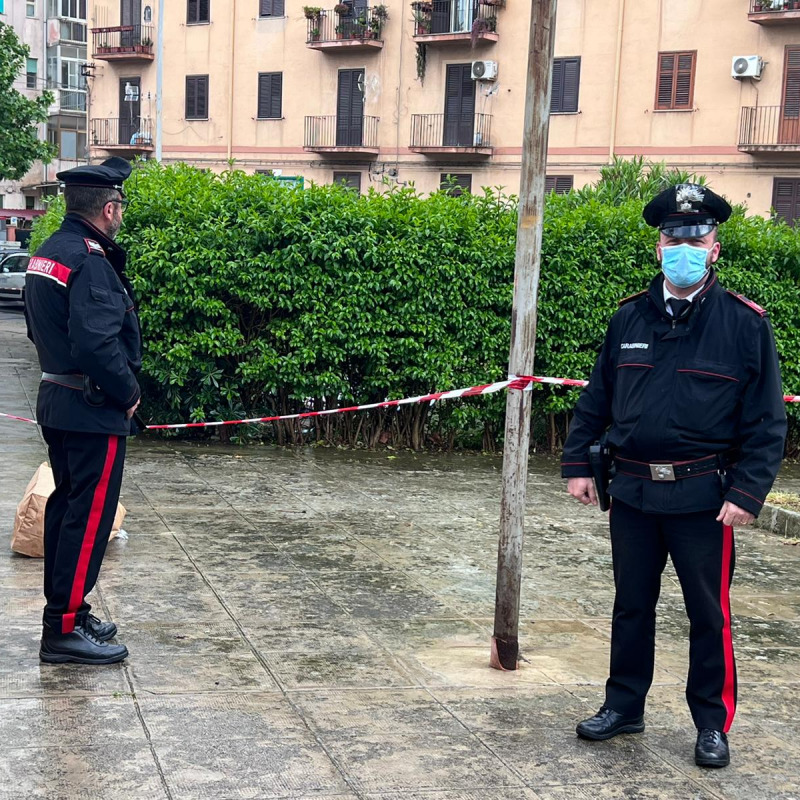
[1, 300, 800, 800]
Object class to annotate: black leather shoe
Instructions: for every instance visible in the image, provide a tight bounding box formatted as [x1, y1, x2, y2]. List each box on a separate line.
[576, 706, 645, 740]
[695, 728, 729, 768]
[85, 613, 117, 642]
[40, 624, 128, 665]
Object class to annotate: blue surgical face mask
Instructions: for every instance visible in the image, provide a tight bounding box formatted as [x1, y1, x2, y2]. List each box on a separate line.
[660, 244, 711, 289]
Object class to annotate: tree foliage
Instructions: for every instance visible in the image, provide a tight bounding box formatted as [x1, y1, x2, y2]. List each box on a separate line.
[0, 21, 56, 181]
[30, 160, 800, 453]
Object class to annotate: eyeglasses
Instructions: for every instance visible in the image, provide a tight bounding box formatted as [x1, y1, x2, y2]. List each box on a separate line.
[109, 197, 129, 209]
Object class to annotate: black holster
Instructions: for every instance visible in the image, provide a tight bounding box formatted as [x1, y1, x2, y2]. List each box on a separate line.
[589, 438, 614, 512]
[82, 375, 107, 407]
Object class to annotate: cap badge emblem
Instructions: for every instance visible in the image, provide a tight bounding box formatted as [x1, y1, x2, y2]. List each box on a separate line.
[675, 184, 705, 213]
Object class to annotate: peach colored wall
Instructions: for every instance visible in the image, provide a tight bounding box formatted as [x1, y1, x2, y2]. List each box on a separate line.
[87, 0, 800, 216]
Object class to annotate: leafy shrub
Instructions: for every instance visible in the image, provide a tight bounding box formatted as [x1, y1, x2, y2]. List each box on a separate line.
[29, 161, 800, 452]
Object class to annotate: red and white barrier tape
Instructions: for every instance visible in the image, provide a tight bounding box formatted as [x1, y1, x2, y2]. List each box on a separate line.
[2, 374, 798, 430]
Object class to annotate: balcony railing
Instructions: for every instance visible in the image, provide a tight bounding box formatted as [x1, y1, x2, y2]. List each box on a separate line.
[411, 0, 500, 42]
[91, 25, 155, 59]
[749, 0, 800, 23]
[306, 7, 387, 48]
[91, 117, 154, 151]
[739, 105, 800, 151]
[410, 113, 493, 152]
[304, 115, 380, 152]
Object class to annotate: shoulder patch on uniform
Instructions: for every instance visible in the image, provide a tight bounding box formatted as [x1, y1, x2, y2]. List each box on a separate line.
[618, 289, 647, 307]
[726, 290, 767, 317]
[84, 238, 105, 255]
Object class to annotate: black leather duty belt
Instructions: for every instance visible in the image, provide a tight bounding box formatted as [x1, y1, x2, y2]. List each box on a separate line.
[614, 451, 738, 482]
[41, 372, 83, 390]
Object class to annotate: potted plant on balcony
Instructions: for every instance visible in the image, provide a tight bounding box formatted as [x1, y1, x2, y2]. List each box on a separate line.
[333, 3, 350, 13]
[303, 5, 322, 18]
[369, 15, 382, 38]
[309, 26, 321, 40]
[412, 6, 431, 35]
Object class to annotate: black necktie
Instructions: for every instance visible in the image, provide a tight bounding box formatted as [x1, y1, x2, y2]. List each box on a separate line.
[670, 299, 692, 318]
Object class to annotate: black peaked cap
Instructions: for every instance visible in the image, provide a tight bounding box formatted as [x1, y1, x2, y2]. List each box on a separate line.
[57, 157, 132, 190]
[643, 183, 732, 238]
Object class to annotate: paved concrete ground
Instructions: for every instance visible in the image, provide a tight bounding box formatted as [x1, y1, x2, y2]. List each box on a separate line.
[2, 300, 800, 800]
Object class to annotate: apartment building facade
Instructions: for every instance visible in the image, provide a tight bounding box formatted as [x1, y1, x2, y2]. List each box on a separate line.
[0, 0, 89, 227]
[85, 0, 800, 221]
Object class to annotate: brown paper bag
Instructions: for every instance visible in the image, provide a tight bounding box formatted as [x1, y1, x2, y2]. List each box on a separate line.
[11, 463, 126, 558]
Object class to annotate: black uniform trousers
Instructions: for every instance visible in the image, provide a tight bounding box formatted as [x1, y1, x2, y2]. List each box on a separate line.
[41, 426, 126, 634]
[605, 499, 737, 733]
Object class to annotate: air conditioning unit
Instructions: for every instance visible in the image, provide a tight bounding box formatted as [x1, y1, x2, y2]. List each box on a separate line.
[471, 60, 498, 81]
[732, 55, 763, 80]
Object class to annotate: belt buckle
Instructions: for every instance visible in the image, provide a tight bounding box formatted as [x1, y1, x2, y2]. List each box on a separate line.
[650, 463, 676, 482]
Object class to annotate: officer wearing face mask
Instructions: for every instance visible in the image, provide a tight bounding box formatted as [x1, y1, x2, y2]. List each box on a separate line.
[560, 184, 786, 769]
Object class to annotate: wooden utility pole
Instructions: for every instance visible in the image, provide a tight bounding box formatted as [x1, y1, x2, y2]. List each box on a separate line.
[491, 0, 559, 671]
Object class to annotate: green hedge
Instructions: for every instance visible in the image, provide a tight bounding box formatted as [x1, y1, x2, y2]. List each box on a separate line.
[30, 161, 800, 451]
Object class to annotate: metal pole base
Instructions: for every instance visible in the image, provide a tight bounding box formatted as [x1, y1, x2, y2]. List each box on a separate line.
[490, 635, 519, 671]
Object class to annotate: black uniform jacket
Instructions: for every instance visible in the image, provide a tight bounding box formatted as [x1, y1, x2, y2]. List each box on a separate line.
[561, 270, 786, 517]
[25, 214, 142, 436]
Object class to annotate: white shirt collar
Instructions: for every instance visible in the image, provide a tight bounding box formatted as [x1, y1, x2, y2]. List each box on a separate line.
[663, 279, 705, 310]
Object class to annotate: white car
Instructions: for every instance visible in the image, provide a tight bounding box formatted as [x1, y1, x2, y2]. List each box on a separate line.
[0, 253, 30, 304]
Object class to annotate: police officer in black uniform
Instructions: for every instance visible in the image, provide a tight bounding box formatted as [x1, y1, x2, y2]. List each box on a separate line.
[25, 157, 141, 665]
[561, 184, 786, 768]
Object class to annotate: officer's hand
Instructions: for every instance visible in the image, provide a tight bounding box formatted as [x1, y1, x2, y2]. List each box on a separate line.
[568, 477, 597, 506]
[125, 399, 140, 420]
[716, 501, 755, 527]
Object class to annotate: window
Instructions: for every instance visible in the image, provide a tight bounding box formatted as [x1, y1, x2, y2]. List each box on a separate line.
[185, 75, 209, 119]
[26, 58, 37, 89]
[25, 197, 35, 210]
[26, 1, 35, 17]
[655, 51, 696, 110]
[551, 57, 580, 114]
[545, 175, 574, 194]
[0, 1, 5, 14]
[440, 173, 472, 197]
[259, 0, 285, 17]
[49, 0, 86, 19]
[257, 72, 282, 119]
[333, 172, 362, 192]
[772, 178, 800, 227]
[187, 0, 209, 24]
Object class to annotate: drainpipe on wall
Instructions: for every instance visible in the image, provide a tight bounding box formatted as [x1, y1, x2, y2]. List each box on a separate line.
[609, 0, 626, 163]
[227, 0, 237, 162]
[156, 0, 164, 161]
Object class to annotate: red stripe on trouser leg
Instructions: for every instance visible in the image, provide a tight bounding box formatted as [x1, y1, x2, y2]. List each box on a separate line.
[720, 523, 736, 732]
[61, 612, 76, 635]
[64, 435, 118, 630]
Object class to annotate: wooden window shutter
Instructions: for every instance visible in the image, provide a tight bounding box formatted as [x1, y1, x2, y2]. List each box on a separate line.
[186, 75, 208, 118]
[551, 58, 580, 113]
[562, 59, 580, 112]
[656, 51, 695, 110]
[545, 175, 573, 194]
[783, 47, 800, 119]
[185, 76, 196, 118]
[440, 173, 472, 196]
[674, 53, 695, 108]
[772, 178, 800, 225]
[187, 0, 209, 23]
[260, 0, 285, 16]
[258, 73, 282, 118]
[550, 60, 564, 113]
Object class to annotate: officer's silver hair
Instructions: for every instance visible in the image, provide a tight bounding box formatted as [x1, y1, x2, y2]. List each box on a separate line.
[64, 186, 121, 219]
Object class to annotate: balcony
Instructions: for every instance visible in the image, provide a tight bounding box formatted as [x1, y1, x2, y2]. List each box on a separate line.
[91, 117, 154, 155]
[749, 0, 800, 24]
[91, 25, 155, 61]
[305, 7, 387, 51]
[49, 88, 87, 114]
[739, 106, 800, 152]
[304, 115, 380, 154]
[411, 0, 500, 45]
[409, 113, 493, 155]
